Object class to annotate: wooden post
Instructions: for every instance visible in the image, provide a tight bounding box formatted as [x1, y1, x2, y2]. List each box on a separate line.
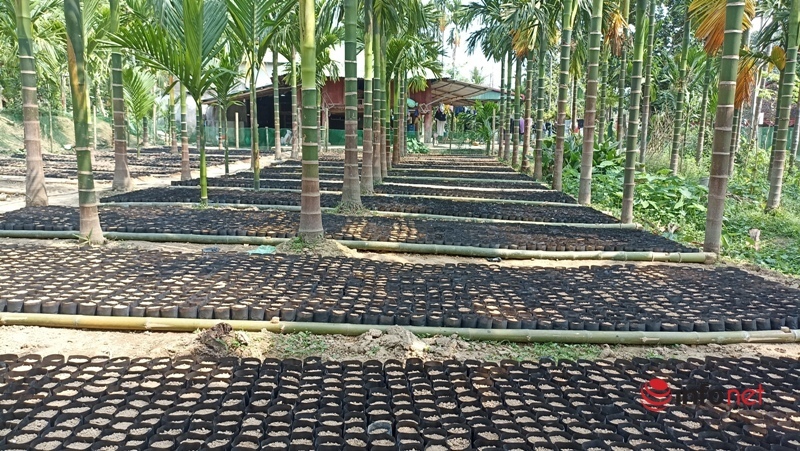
[235, 111, 240, 148]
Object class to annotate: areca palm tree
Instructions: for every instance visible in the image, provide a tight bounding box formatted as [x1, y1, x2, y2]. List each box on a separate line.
[10, 0, 49, 205]
[210, 40, 244, 174]
[552, 0, 579, 191]
[579, 0, 604, 205]
[702, 0, 752, 253]
[341, 0, 361, 208]
[108, 0, 130, 191]
[111, 0, 228, 206]
[669, 2, 691, 174]
[64, 0, 102, 242]
[638, 0, 655, 164]
[362, 0, 375, 192]
[122, 66, 156, 155]
[620, 0, 648, 223]
[226, 0, 275, 189]
[765, 1, 800, 210]
[298, 0, 323, 241]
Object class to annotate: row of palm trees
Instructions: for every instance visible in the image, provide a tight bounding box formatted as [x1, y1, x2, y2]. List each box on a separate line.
[4, 0, 796, 255]
[5, 0, 442, 243]
[458, 0, 800, 254]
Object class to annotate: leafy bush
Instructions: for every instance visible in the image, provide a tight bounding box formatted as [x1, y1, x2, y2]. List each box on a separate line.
[406, 138, 430, 154]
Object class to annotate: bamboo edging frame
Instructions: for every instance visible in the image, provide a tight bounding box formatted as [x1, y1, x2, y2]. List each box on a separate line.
[0, 312, 797, 345]
[384, 176, 544, 185]
[102, 201, 640, 229]
[0, 230, 715, 263]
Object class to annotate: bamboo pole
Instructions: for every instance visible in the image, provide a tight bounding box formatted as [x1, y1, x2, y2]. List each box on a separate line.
[100, 201, 641, 229]
[0, 313, 793, 345]
[235, 111, 240, 148]
[384, 176, 547, 185]
[0, 230, 714, 262]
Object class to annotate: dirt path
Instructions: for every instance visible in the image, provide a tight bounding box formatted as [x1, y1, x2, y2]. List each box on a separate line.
[1, 325, 798, 363]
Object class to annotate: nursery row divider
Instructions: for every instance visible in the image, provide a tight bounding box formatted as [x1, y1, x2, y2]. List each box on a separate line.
[0, 230, 715, 263]
[384, 176, 546, 185]
[0, 312, 796, 345]
[100, 202, 640, 229]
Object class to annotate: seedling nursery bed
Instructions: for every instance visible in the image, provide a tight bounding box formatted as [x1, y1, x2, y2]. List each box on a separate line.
[0, 244, 796, 330]
[0, 206, 688, 252]
[1, 354, 799, 450]
[253, 167, 535, 182]
[0, 152, 248, 180]
[172, 172, 547, 192]
[102, 187, 618, 224]
[170, 178, 576, 203]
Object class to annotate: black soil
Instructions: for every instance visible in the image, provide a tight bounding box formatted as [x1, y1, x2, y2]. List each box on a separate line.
[1, 354, 799, 450]
[0, 206, 688, 252]
[103, 187, 616, 224]
[0, 244, 796, 330]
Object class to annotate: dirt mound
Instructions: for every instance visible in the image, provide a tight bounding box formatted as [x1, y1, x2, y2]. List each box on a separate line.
[275, 238, 358, 258]
[191, 322, 255, 359]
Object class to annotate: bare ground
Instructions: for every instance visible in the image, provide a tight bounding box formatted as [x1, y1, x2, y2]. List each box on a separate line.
[1, 324, 798, 363]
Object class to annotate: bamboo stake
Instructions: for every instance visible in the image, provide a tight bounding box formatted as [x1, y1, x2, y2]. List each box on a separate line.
[1, 313, 794, 345]
[0, 230, 714, 263]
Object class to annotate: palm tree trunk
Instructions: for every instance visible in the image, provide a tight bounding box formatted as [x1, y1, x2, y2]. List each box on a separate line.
[400, 74, 407, 156]
[616, 0, 629, 143]
[180, 84, 190, 180]
[789, 96, 800, 171]
[695, 57, 712, 163]
[361, 0, 375, 193]
[273, 49, 282, 161]
[512, 56, 522, 167]
[392, 74, 408, 166]
[570, 75, 578, 134]
[221, 105, 230, 174]
[250, 50, 260, 189]
[704, 0, 747, 252]
[521, 54, 534, 173]
[534, 33, 547, 180]
[670, 6, 690, 174]
[195, 103, 208, 206]
[372, 21, 383, 184]
[298, 0, 324, 241]
[290, 48, 300, 159]
[108, 0, 130, 191]
[392, 80, 400, 166]
[64, 0, 102, 243]
[766, 0, 800, 211]
[504, 51, 512, 161]
[342, 0, 362, 207]
[597, 49, 608, 144]
[552, 0, 574, 191]
[381, 35, 389, 176]
[498, 52, 506, 157]
[638, 0, 656, 165]
[169, 77, 178, 154]
[16, 0, 48, 206]
[742, 67, 761, 174]
[620, 0, 648, 224]
[579, 0, 604, 205]
[728, 107, 742, 176]
[142, 117, 149, 146]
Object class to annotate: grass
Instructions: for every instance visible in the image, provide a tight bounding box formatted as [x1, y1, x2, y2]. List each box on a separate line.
[481, 341, 602, 362]
[270, 332, 329, 358]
